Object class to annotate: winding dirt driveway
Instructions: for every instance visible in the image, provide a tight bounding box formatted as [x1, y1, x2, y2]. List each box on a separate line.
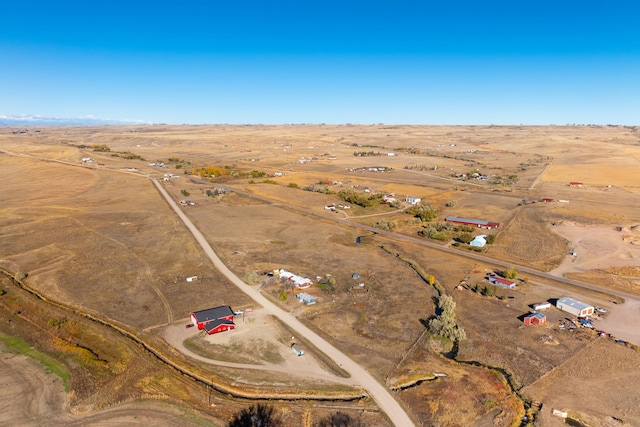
[153, 180, 415, 427]
[164, 322, 358, 386]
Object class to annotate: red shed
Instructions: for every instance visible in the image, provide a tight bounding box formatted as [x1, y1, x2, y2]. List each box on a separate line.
[489, 276, 516, 289]
[190, 306, 235, 333]
[204, 319, 235, 334]
[524, 313, 547, 326]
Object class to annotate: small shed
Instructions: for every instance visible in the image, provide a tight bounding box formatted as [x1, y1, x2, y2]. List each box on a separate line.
[295, 292, 317, 305]
[186, 276, 198, 282]
[524, 312, 547, 326]
[204, 319, 235, 335]
[532, 302, 551, 311]
[489, 276, 516, 289]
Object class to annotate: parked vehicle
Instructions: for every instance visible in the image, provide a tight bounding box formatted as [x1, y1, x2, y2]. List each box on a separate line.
[291, 343, 304, 356]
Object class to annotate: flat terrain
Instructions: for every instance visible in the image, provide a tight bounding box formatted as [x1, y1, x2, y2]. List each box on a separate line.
[1, 124, 639, 426]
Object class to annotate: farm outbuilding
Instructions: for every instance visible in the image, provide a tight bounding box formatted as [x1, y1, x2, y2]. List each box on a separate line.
[203, 319, 235, 334]
[488, 276, 516, 289]
[278, 269, 312, 289]
[295, 292, 317, 305]
[190, 306, 235, 334]
[524, 312, 547, 326]
[556, 297, 594, 317]
[532, 302, 551, 311]
[470, 235, 487, 247]
[445, 217, 500, 229]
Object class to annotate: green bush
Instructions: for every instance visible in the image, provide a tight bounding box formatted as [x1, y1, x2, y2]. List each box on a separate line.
[428, 294, 466, 341]
[406, 205, 438, 222]
[459, 232, 473, 244]
[504, 267, 518, 279]
[374, 219, 396, 231]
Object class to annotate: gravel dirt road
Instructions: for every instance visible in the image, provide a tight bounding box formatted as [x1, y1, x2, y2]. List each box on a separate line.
[154, 179, 415, 427]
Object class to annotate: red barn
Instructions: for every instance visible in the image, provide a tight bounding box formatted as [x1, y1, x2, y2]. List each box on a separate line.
[524, 313, 547, 326]
[190, 306, 235, 334]
[445, 217, 500, 229]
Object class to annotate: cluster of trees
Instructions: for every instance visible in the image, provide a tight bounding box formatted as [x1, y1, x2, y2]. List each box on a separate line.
[471, 283, 499, 297]
[395, 147, 421, 154]
[191, 165, 230, 178]
[337, 189, 383, 208]
[165, 157, 205, 171]
[374, 219, 396, 231]
[353, 150, 383, 156]
[503, 267, 518, 279]
[303, 184, 332, 194]
[91, 144, 110, 152]
[403, 164, 439, 171]
[406, 205, 438, 222]
[111, 151, 145, 161]
[427, 294, 467, 342]
[228, 404, 361, 426]
[490, 174, 518, 186]
[418, 222, 452, 241]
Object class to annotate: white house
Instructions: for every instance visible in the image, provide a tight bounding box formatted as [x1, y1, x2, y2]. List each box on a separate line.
[278, 269, 312, 289]
[406, 197, 421, 205]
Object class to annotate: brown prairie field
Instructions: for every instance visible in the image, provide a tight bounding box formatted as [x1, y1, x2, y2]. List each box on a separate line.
[1, 124, 639, 426]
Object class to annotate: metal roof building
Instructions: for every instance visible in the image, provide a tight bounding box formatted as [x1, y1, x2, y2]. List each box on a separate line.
[556, 297, 594, 317]
[445, 217, 500, 229]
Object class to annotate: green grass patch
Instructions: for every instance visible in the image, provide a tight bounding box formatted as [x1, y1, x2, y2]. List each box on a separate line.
[0, 333, 70, 392]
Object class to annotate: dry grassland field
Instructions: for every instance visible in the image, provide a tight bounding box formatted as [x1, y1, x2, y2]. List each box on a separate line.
[1, 124, 639, 426]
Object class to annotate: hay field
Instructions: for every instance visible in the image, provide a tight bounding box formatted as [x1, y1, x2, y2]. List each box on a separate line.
[1, 124, 639, 426]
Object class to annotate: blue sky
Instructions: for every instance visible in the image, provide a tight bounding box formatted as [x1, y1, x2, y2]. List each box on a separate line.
[1, 1, 639, 125]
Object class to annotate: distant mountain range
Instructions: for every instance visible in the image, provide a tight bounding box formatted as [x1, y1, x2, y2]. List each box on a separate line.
[0, 115, 150, 126]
